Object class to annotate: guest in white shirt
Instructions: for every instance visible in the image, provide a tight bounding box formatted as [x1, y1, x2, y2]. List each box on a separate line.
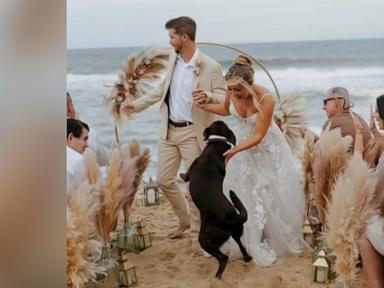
[67, 92, 110, 166]
[67, 118, 89, 193]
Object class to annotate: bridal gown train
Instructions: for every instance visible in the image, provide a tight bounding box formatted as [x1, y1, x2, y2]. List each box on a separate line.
[219, 102, 307, 267]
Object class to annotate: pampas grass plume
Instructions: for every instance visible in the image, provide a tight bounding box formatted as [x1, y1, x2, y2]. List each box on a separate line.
[67, 182, 104, 288]
[326, 154, 377, 283]
[313, 128, 352, 223]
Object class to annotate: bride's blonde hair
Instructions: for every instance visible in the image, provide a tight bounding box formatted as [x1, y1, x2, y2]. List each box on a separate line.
[225, 55, 262, 110]
[225, 55, 254, 85]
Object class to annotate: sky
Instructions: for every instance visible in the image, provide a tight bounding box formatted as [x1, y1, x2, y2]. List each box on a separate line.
[67, 0, 384, 49]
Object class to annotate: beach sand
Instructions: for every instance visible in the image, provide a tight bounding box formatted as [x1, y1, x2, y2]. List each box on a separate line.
[121, 186, 362, 288]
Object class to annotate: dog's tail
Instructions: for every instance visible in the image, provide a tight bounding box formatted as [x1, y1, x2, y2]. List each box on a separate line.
[229, 190, 247, 223]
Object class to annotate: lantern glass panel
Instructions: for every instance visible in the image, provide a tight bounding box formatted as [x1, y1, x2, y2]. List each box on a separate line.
[133, 230, 152, 251]
[314, 267, 328, 283]
[121, 261, 138, 287]
[146, 188, 156, 205]
[304, 233, 313, 246]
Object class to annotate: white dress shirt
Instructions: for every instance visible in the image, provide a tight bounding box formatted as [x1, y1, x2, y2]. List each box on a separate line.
[168, 48, 199, 122]
[66, 146, 107, 195]
[67, 146, 84, 194]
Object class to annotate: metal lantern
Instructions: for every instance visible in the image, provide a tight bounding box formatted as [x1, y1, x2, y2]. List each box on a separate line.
[118, 220, 138, 253]
[118, 219, 152, 253]
[135, 192, 146, 207]
[312, 239, 326, 262]
[312, 250, 330, 284]
[96, 245, 120, 288]
[309, 216, 322, 244]
[133, 221, 152, 251]
[303, 219, 315, 247]
[143, 177, 160, 206]
[119, 253, 138, 287]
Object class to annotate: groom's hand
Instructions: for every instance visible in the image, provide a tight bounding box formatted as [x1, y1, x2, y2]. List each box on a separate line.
[120, 103, 135, 116]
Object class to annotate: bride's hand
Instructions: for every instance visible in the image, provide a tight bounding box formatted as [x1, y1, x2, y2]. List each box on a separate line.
[223, 148, 237, 166]
[193, 98, 207, 109]
[193, 90, 209, 108]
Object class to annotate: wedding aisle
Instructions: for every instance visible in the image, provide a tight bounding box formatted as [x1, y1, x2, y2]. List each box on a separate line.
[122, 189, 360, 288]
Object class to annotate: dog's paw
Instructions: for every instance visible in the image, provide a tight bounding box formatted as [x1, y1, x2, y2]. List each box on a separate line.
[243, 255, 252, 262]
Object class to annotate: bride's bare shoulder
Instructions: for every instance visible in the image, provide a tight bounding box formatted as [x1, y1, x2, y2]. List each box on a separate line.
[253, 84, 271, 95]
[252, 84, 274, 105]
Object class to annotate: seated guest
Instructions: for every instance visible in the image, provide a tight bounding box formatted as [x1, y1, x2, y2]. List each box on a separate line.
[359, 162, 384, 288]
[353, 111, 384, 288]
[67, 92, 110, 166]
[374, 95, 384, 131]
[67, 118, 89, 193]
[363, 95, 384, 167]
[322, 86, 371, 150]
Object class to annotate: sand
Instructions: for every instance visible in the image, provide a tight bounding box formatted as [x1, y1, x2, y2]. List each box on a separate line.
[121, 188, 362, 288]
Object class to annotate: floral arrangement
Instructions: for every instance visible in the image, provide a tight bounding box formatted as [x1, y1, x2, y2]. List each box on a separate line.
[105, 47, 171, 126]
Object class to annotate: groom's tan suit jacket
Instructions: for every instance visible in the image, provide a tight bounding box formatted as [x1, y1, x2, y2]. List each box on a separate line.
[132, 50, 227, 149]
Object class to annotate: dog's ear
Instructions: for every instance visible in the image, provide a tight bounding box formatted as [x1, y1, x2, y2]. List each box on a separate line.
[203, 126, 210, 141]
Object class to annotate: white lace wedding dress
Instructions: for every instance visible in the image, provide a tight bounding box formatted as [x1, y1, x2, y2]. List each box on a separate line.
[219, 102, 306, 267]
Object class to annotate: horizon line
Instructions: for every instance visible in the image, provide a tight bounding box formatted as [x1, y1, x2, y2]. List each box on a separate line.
[67, 36, 384, 51]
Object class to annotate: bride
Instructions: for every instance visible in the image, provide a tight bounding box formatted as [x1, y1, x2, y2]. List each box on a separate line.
[193, 55, 307, 266]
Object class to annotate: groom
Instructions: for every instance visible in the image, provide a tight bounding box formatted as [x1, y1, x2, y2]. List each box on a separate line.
[121, 16, 226, 238]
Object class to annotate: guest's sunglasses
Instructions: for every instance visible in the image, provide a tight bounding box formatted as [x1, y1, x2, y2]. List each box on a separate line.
[323, 97, 345, 106]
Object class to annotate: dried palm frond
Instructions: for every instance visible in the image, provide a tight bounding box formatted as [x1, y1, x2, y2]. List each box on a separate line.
[105, 47, 171, 125]
[106, 148, 121, 195]
[119, 144, 139, 209]
[302, 130, 319, 213]
[129, 139, 141, 158]
[67, 182, 104, 288]
[95, 148, 126, 245]
[274, 92, 308, 158]
[131, 147, 151, 201]
[313, 128, 352, 224]
[123, 140, 151, 218]
[95, 141, 151, 243]
[326, 154, 377, 283]
[83, 149, 101, 185]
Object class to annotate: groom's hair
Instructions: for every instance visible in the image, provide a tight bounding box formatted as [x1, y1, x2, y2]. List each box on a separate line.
[165, 16, 196, 41]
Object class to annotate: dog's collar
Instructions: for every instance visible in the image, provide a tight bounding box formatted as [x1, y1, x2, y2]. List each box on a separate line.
[206, 135, 235, 148]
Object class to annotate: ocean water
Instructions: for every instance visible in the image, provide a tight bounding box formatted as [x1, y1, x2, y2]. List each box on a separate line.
[67, 38, 384, 177]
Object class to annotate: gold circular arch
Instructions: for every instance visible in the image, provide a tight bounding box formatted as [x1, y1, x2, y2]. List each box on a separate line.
[197, 42, 281, 101]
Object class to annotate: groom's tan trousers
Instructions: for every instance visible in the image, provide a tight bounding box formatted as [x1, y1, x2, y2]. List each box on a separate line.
[156, 124, 201, 232]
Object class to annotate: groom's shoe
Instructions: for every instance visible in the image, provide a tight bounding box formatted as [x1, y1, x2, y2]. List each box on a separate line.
[167, 224, 190, 239]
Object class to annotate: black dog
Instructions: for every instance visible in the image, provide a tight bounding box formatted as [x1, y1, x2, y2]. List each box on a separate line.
[182, 121, 252, 279]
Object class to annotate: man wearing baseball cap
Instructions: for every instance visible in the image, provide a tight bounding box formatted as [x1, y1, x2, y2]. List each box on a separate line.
[322, 86, 371, 149]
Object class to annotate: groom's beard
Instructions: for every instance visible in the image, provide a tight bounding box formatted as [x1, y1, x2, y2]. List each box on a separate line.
[171, 44, 182, 54]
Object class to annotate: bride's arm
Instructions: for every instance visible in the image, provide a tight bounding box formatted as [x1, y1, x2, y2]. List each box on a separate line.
[224, 95, 275, 161]
[194, 94, 231, 116]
